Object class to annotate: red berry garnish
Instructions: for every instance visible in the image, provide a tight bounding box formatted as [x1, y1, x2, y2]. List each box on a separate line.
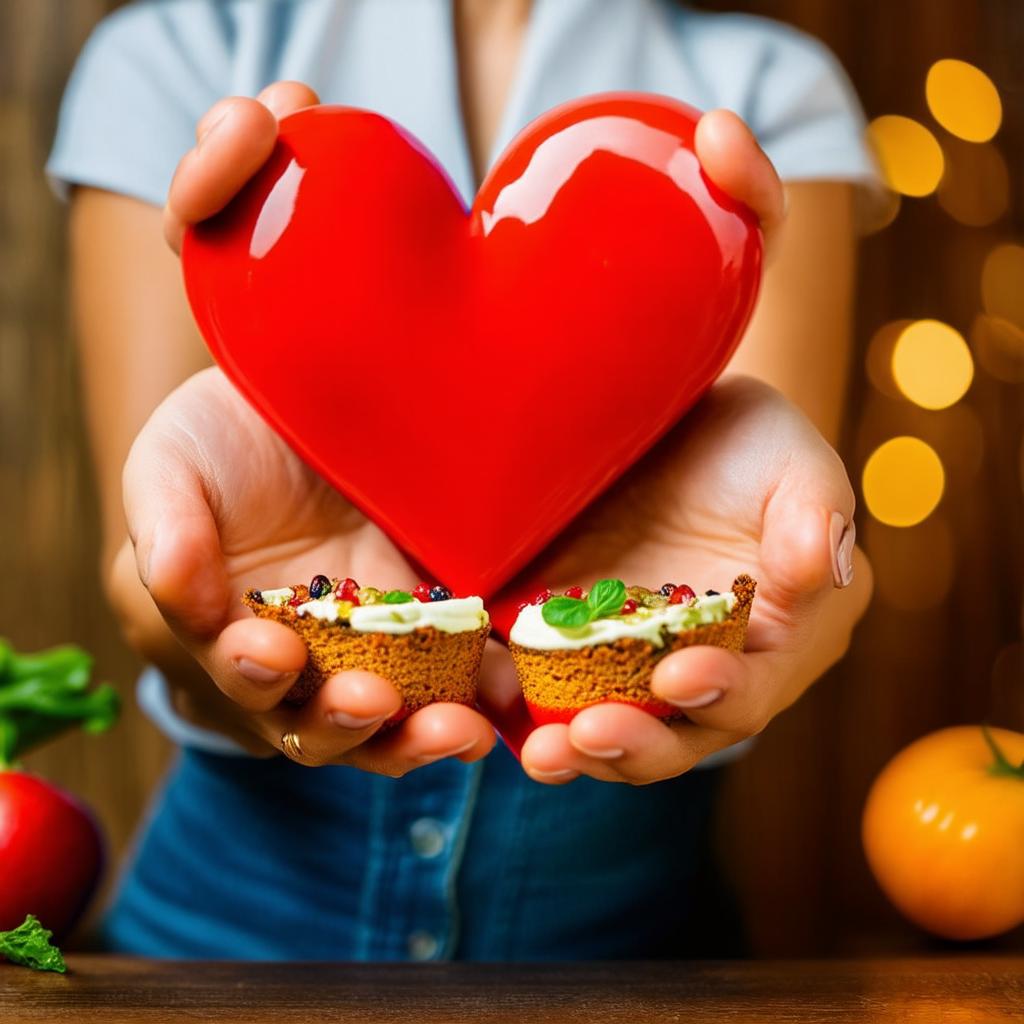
[564, 586, 584, 599]
[412, 582, 433, 603]
[335, 577, 360, 600]
[621, 599, 638, 615]
[287, 596, 303, 608]
[669, 584, 696, 605]
[532, 588, 553, 605]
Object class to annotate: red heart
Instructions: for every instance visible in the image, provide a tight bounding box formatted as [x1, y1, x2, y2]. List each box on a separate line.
[183, 94, 761, 601]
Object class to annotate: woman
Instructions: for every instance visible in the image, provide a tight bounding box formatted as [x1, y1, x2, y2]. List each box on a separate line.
[49, 0, 873, 959]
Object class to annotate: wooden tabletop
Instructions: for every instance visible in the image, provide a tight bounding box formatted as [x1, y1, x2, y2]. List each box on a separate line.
[3, 956, 1022, 1023]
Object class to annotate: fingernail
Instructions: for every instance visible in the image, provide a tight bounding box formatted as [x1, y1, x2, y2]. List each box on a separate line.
[665, 688, 723, 709]
[531, 768, 578, 781]
[233, 657, 287, 686]
[574, 744, 624, 760]
[328, 710, 388, 730]
[831, 512, 856, 589]
[415, 739, 477, 765]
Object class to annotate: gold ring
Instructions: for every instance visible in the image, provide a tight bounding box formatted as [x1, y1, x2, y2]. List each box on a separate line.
[281, 731, 305, 763]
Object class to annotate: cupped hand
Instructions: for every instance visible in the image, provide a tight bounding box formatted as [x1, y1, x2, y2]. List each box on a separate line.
[118, 367, 496, 773]
[514, 377, 872, 786]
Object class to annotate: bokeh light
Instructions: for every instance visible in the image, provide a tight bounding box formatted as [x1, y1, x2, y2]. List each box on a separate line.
[866, 320, 912, 398]
[891, 319, 973, 409]
[971, 314, 1024, 383]
[926, 59, 1002, 143]
[981, 243, 1024, 330]
[866, 115, 945, 197]
[863, 437, 945, 527]
[936, 140, 1009, 226]
[865, 516, 954, 611]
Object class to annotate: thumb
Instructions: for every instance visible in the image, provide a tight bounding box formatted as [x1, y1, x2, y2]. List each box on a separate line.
[761, 442, 856, 612]
[695, 108, 785, 256]
[123, 421, 230, 642]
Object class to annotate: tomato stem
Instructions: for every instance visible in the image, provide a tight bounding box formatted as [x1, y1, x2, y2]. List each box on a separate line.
[981, 724, 1024, 779]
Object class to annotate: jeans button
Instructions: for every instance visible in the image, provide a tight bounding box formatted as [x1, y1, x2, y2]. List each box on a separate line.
[407, 930, 440, 961]
[409, 817, 446, 859]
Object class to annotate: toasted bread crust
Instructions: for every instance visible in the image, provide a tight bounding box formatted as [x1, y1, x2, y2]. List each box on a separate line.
[242, 592, 488, 710]
[510, 575, 755, 719]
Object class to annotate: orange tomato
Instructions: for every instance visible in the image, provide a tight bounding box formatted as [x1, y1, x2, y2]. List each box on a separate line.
[862, 725, 1024, 940]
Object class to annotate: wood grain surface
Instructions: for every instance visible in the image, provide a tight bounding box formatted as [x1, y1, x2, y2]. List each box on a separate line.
[2, 0, 1022, 959]
[3, 957, 1024, 1023]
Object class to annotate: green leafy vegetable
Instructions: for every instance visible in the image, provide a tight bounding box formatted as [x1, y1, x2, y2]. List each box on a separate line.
[586, 579, 627, 619]
[383, 591, 414, 604]
[540, 597, 593, 629]
[541, 579, 628, 629]
[0, 640, 119, 768]
[0, 915, 67, 973]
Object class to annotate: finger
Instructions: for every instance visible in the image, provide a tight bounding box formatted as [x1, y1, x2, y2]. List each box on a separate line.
[351, 702, 497, 777]
[651, 645, 784, 736]
[520, 723, 607, 785]
[164, 96, 277, 251]
[762, 440, 856, 608]
[253, 671, 405, 767]
[256, 80, 320, 119]
[567, 702, 739, 784]
[695, 108, 785, 256]
[207, 617, 308, 711]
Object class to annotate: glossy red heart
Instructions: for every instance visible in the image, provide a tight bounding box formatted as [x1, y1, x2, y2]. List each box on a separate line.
[183, 94, 761, 600]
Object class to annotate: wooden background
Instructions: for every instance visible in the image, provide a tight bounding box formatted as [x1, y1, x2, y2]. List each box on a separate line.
[2, 0, 1022, 956]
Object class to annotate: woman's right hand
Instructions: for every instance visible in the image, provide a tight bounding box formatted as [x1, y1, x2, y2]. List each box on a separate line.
[113, 367, 497, 772]
[163, 80, 320, 253]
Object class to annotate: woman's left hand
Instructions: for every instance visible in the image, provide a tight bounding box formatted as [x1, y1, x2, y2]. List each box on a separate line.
[515, 377, 872, 785]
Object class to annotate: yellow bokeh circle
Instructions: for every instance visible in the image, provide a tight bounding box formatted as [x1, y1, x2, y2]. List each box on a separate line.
[867, 116, 945, 197]
[891, 319, 973, 410]
[863, 437, 945, 527]
[926, 59, 1002, 143]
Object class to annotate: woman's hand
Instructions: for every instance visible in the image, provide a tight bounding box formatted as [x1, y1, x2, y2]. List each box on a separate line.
[114, 367, 496, 773]
[163, 80, 321, 252]
[514, 377, 872, 785]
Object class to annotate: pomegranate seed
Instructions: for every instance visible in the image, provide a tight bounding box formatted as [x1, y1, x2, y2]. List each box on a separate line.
[412, 582, 433, 603]
[669, 584, 696, 605]
[532, 588, 553, 605]
[287, 596, 303, 608]
[335, 577, 360, 600]
[621, 599, 638, 615]
[564, 586, 584, 599]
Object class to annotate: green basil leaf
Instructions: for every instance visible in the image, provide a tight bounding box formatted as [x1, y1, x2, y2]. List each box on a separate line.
[383, 590, 414, 604]
[541, 597, 592, 628]
[586, 579, 627, 618]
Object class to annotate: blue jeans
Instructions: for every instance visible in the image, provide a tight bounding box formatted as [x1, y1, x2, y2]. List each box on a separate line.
[100, 740, 740, 959]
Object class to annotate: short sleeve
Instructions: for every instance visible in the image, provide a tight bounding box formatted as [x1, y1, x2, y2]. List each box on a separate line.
[46, 1, 229, 206]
